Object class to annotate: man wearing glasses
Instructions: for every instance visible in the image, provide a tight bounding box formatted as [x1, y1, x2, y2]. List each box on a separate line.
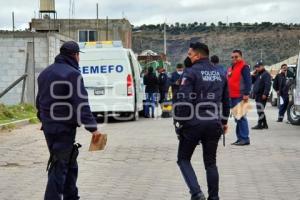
[227, 50, 252, 146]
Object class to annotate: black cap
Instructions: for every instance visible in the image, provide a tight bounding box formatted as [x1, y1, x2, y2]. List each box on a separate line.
[255, 61, 264, 68]
[60, 41, 83, 55]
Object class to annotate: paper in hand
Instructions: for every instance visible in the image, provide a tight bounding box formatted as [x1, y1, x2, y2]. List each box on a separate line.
[280, 97, 284, 105]
[89, 134, 107, 151]
[231, 101, 252, 120]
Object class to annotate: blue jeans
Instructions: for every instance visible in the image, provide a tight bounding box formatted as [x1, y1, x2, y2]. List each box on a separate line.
[279, 95, 289, 119]
[177, 122, 223, 200]
[230, 98, 250, 143]
[145, 93, 156, 117]
[44, 129, 80, 200]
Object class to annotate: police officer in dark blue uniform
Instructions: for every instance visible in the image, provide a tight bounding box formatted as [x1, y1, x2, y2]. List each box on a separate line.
[174, 42, 230, 200]
[36, 41, 102, 200]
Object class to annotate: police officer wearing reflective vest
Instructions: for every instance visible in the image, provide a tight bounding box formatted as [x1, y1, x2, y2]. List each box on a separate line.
[36, 41, 102, 200]
[174, 42, 230, 200]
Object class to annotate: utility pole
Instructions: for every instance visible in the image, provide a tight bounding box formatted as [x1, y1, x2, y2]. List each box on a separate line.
[164, 22, 167, 55]
[163, 21, 167, 72]
[226, 16, 229, 26]
[96, 3, 99, 19]
[106, 16, 109, 41]
[96, 3, 99, 41]
[260, 49, 263, 61]
[12, 12, 15, 32]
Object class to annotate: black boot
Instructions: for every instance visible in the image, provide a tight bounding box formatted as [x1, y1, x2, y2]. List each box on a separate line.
[252, 124, 264, 130]
[191, 192, 206, 200]
[263, 123, 269, 129]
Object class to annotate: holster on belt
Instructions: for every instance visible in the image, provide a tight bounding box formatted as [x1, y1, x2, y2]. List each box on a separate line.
[46, 143, 82, 172]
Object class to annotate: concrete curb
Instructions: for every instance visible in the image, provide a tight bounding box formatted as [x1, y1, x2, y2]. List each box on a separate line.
[0, 118, 38, 130]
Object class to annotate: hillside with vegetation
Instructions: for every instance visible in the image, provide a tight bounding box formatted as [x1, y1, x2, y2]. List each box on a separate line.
[132, 22, 300, 69]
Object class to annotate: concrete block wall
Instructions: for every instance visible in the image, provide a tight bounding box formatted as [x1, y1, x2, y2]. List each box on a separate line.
[31, 19, 133, 48]
[0, 32, 72, 105]
[0, 37, 28, 105]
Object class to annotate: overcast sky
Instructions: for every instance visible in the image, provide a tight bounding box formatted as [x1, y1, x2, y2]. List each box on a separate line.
[1, 0, 300, 30]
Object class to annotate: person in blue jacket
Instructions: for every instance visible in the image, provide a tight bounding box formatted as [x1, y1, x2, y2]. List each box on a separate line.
[251, 62, 272, 129]
[170, 63, 184, 101]
[36, 41, 102, 200]
[174, 42, 230, 200]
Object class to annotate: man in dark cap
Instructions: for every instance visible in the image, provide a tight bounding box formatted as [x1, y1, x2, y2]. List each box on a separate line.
[251, 62, 272, 129]
[36, 41, 102, 200]
[175, 42, 230, 200]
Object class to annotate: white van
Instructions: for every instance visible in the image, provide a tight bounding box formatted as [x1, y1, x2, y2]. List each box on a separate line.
[79, 41, 144, 121]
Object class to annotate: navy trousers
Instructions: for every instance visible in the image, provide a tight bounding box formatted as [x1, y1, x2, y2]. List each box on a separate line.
[177, 122, 223, 200]
[255, 96, 268, 126]
[279, 95, 289, 120]
[230, 98, 250, 143]
[44, 129, 80, 200]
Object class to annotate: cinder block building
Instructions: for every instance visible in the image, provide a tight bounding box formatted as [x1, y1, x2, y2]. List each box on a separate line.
[30, 18, 132, 48]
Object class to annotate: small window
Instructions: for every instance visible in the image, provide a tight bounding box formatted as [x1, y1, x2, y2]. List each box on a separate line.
[78, 30, 97, 42]
[79, 31, 88, 42]
[89, 31, 97, 42]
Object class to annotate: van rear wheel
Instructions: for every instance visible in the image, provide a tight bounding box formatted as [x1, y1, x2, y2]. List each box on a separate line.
[129, 109, 139, 121]
[120, 110, 139, 121]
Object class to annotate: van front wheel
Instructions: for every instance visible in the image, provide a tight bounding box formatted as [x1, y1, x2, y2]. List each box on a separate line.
[287, 101, 300, 125]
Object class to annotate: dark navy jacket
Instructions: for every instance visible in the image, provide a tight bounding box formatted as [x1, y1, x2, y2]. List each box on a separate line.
[170, 71, 182, 98]
[175, 58, 230, 128]
[36, 54, 98, 134]
[252, 69, 272, 98]
[273, 72, 289, 97]
[144, 73, 158, 93]
[158, 72, 169, 92]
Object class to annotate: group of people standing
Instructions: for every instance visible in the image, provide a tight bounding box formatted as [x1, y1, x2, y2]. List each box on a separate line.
[171, 44, 287, 200]
[143, 64, 184, 118]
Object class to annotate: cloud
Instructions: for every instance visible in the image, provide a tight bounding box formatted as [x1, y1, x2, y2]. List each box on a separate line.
[0, 0, 300, 30]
